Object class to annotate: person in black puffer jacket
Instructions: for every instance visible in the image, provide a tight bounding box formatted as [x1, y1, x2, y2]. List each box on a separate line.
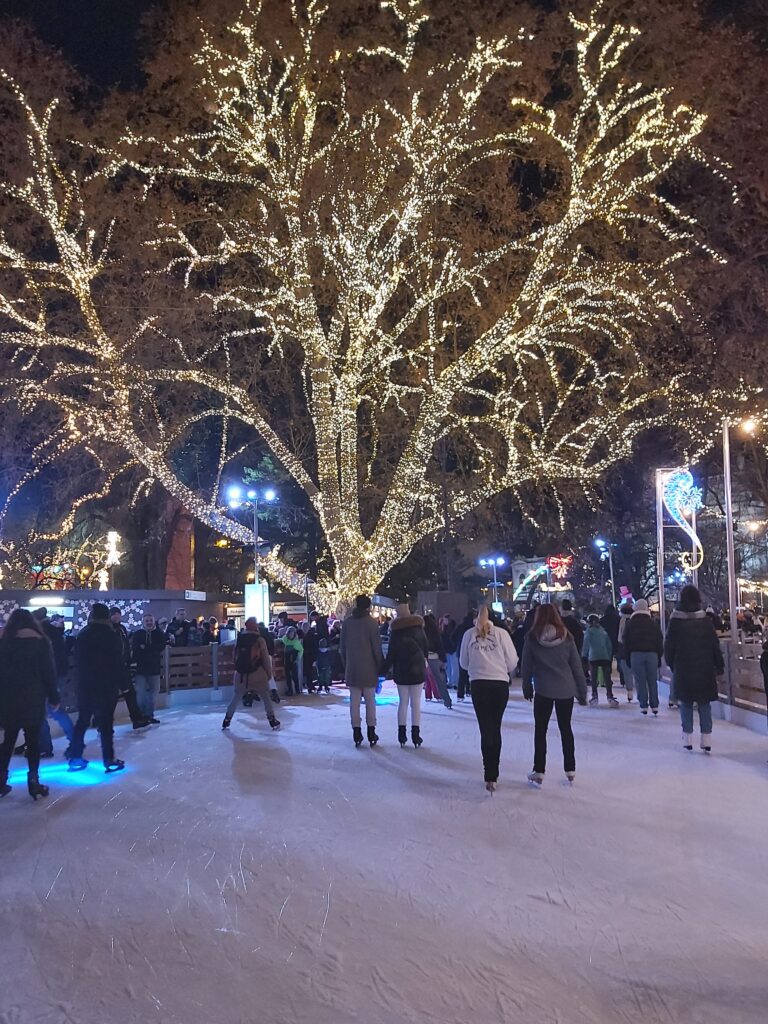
[384, 603, 429, 748]
[623, 599, 664, 715]
[0, 609, 59, 800]
[664, 585, 724, 753]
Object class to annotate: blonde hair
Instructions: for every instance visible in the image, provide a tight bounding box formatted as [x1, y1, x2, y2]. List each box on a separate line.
[475, 604, 492, 639]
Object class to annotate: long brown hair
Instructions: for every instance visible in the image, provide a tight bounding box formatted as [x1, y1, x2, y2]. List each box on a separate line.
[530, 603, 568, 641]
[475, 604, 492, 639]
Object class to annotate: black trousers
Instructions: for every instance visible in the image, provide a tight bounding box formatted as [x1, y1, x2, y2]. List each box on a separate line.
[457, 667, 471, 699]
[471, 680, 509, 782]
[69, 698, 118, 765]
[533, 695, 575, 774]
[0, 714, 44, 778]
[284, 652, 300, 694]
[122, 682, 145, 725]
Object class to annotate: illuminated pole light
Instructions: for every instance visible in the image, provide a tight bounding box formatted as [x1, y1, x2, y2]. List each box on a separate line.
[0, 3, 747, 612]
[479, 556, 505, 605]
[594, 539, 616, 606]
[661, 469, 704, 572]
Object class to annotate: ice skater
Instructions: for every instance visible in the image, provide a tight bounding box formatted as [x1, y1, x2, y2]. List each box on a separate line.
[223, 618, 279, 730]
[623, 599, 663, 716]
[582, 615, 618, 706]
[340, 594, 383, 747]
[0, 609, 60, 801]
[459, 605, 518, 792]
[384, 603, 429, 748]
[664, 585, 724, 753]
[69, 603, 127, 773]
[521, 604, 587, 785]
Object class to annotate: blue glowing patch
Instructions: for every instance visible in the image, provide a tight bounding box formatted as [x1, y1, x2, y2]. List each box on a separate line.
[8, 761, 131, 787]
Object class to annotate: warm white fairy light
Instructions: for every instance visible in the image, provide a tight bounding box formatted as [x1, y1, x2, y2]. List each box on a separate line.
[0, 2, 749, 612]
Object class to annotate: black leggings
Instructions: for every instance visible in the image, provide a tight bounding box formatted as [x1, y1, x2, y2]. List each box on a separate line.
[471, 680, 510, 782]
[0, 715, 44, 777]
[533, 695, 575, 774]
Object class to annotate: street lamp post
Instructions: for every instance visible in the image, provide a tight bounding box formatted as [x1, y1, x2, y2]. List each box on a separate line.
[227, 485, 277, 585]
[479, 556, 505, 606]
[722, 416, 758, 639]
[594, 538, 616, 606]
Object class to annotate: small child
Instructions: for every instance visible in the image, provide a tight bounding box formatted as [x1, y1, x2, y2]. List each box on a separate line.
[316, 638, 332, 693]
[582, 614, 618, 707]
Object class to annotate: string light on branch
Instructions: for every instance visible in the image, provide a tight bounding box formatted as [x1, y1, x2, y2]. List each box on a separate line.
[0, 1, 753, 612]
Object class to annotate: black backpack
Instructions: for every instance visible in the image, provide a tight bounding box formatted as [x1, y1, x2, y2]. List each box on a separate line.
[235, 634, 262, 675]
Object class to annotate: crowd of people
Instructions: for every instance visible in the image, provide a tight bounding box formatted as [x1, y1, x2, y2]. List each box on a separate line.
[0, 583, 763, 802]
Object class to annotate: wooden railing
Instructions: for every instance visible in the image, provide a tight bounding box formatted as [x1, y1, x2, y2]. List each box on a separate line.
[722, 639, 767, 715]
[161, 644, 236, 692]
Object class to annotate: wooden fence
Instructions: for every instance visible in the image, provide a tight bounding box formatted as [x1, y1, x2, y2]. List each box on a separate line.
[160, 642, 285, 693]
[722, 639, 767, 715]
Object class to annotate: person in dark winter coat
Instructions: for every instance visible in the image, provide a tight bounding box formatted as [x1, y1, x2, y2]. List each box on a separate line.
[522, 604, 587, 785]
[451, 611, 476, 700]
[616, 602, 635, 701]
[0, 609, 60, 800]
[31, 607, 74, 757]
[110, 608, 150, 729]
[424, 613, 452, 709]
[131, 613, 168, 722]
[664, 585, 725, 752]
[69, 603, 128, 772]
[340, 595, 383, 747]
[623, 599, 664, 716]
[600, 603, 621, 660]
[384, 603, 429, 748]
[560, 600, 585, 652]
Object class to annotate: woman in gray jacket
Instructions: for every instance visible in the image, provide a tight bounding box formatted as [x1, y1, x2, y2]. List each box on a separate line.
[522, 604, 587, 785]
[340, 595, 384, 747]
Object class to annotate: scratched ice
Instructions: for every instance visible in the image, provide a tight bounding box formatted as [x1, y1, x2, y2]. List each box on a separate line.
[1, 683, 767, 1024]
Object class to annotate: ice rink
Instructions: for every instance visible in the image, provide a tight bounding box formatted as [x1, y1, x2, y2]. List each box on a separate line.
[1, 684, 767, 1024]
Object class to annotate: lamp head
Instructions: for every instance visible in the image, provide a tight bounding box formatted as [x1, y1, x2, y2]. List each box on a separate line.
[246, 488, 257, 500]
[264, 488, 277, 502]
[741, 418, 757, 435]
[227, 485, 242, 502]
[594, 538, 606, 549]
[495, 557, 505, 566]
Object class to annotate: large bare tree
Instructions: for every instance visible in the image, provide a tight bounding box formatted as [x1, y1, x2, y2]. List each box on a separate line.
[0, 1, 748, 609]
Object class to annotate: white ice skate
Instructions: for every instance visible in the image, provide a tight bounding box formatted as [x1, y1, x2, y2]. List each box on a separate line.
[527, 771, 544, 785]
[700, 734, 712, 753]
[682, 732, 693, 751]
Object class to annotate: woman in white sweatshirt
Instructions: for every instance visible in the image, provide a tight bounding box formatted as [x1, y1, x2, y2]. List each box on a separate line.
[459, 606, 518, 792]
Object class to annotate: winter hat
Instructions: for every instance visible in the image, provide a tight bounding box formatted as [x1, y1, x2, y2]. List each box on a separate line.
[587, 613, 600, 624]
[634, 599, 650, 613]
[91, 603, 110, 621]
[395, 602, 412, 617]
[354, 594, 372, 611]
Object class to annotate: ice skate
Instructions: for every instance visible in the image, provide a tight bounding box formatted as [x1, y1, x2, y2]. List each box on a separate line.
[68, 757, 88, 771]
[27, 773, 49, 801]
[353, 726, 364, 748]
[485, 780, 497, 793]
[640, 707, 648, 715]
[527, 771, 544, 785]
[367, 725, 379, 747]
[588, 696, 599, 706]
[626, 692, 634, 702]
[222, 716, 232, 729]
[398, 725, 407, 748]
[700, 734, 712, 753]
[565, 771, 576, 782]
[411, 726, 423, 748]
[268, 716, 281, 730]
[682, 733, 693, 750]
[608, 696, 619, 708]
[104, 759, 125, 773]
[651, 707, 659, 716]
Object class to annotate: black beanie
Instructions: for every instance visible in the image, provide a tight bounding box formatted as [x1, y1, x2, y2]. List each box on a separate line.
[91, 602, 110, 620]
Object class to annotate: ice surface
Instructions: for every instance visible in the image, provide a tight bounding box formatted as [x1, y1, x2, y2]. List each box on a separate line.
[1, 684, 767, 1024]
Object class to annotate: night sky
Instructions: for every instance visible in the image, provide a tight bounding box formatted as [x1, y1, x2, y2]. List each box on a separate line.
[1, 0, 765, 90]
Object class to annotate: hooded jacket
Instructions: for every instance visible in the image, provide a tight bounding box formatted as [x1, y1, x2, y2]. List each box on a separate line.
[340, 608, 383, 688]
[0, 629, 59, 723]
[623, 610, 663, 660]
[664, 610, 724, 704]
[522, 627, 587, 702]
[384, 614, 429, 685]
[582, 624, 613, 662]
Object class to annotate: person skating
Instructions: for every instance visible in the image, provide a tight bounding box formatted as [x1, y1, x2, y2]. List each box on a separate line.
[459, 605, 518, 792]
[582, 615, 618, 706]
[451, 611, 476, 701]
[616, 601, 635, 701]
[223, 618, 279, 730]
[664, 585, 724, 752]
[623, 599, 663, 717]
[340, 595, 384, 747]
[28, 607, 73, 758]
[130, 613, 168, 723]
[521, 604, 587, 785]
[69, 603, 127, 772]
[423, 613, 452, 709]
[0, 609, 60, 800]
[384, 603, 429, 748]
[110, 608, 151, 730]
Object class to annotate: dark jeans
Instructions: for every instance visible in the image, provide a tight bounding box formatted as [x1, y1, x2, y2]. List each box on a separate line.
[284, 652, 300, 694]
[471, 680, 509, 782]
[589, 660, 613, 698]
[457, 667, 471, 699]
[1, 715, 44, 777]
[39, 705, 75, 754]
[533, 695, 575, 774]
[122, 682, 146, 725]
[69, 699, 118, 765]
